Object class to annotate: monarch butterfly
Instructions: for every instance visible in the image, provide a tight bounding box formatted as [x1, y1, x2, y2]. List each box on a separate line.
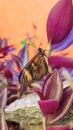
[19, 48, 48, 86]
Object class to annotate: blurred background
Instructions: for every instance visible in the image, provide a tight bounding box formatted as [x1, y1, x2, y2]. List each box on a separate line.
[0, 0, 73, 59]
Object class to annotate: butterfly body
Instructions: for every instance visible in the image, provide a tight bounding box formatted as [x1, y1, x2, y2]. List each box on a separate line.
[19, 48, 48, 86]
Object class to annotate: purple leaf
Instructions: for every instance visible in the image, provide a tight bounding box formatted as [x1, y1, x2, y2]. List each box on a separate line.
[7, 46, 16, 52]
[6, 60, 14, 70]
[0, 38, 2, 49]
[0, 88, 7, 110]
[48, 55, 73, 69]
[51, 28, 73, 51]
[47, 87, 73, 124]
[11, 54, 22, 71]
[47, 0, 73, 44]
[11, 70, 19, 81]
[18, 45, 28, 68]
[0, 45, 16, 57]
[0, 62, 5, 71]
[38, 99, 59, 116]
[0, 46, 14, 53]
[0, 88, 8, 130]
[0, 111, 8, 130]
[7, 81, 20, 94]
[42, 70, 63, 101]
[3, 68, 13, 79]
[8, 86, 18, 93]
[0, 38, 8, 49]
[0, 56, 4, 58]
[46, 125, 72, 130]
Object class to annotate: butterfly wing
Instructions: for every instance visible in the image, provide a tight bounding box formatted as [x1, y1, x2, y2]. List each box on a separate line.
[31, 55, 48, 80]
[19, 52, 48, 86]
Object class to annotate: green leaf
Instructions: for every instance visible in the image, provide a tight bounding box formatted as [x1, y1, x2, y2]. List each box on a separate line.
[20, 38, 27, 47]
[29, 40, 34, 46]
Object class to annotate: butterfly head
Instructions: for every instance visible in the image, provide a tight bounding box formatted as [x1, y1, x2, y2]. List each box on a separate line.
[38, 48, 45, 56]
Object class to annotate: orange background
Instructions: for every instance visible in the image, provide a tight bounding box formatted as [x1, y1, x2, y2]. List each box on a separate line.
[0, 0, 73, 59]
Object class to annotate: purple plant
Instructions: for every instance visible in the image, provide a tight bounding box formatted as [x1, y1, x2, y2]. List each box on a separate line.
[0, 87, 8, 130]
[31, 70, 73, 129]
[47, 0, 73, 51]
[0, 38, 28, 104]
[48, 55, 73, 69]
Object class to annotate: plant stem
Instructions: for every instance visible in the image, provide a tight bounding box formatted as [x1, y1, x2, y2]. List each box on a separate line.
[42, 116, 47, 130]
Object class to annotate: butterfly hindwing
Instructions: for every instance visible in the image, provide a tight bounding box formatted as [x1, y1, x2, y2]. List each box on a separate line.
[19, 68, 32, 86]
[31, 55, 48, 80]
[19, 48, 48, 86]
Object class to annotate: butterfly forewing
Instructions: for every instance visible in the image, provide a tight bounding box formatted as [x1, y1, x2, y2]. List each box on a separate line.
[19, 48, 48, 86]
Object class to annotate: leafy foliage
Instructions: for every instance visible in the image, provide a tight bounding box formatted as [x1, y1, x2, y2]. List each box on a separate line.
[0, 1, 73, 129]
[0, 38, 28, 105]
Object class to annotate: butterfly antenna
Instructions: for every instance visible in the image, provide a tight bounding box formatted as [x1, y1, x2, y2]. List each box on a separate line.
[27, 43, 38, 49]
